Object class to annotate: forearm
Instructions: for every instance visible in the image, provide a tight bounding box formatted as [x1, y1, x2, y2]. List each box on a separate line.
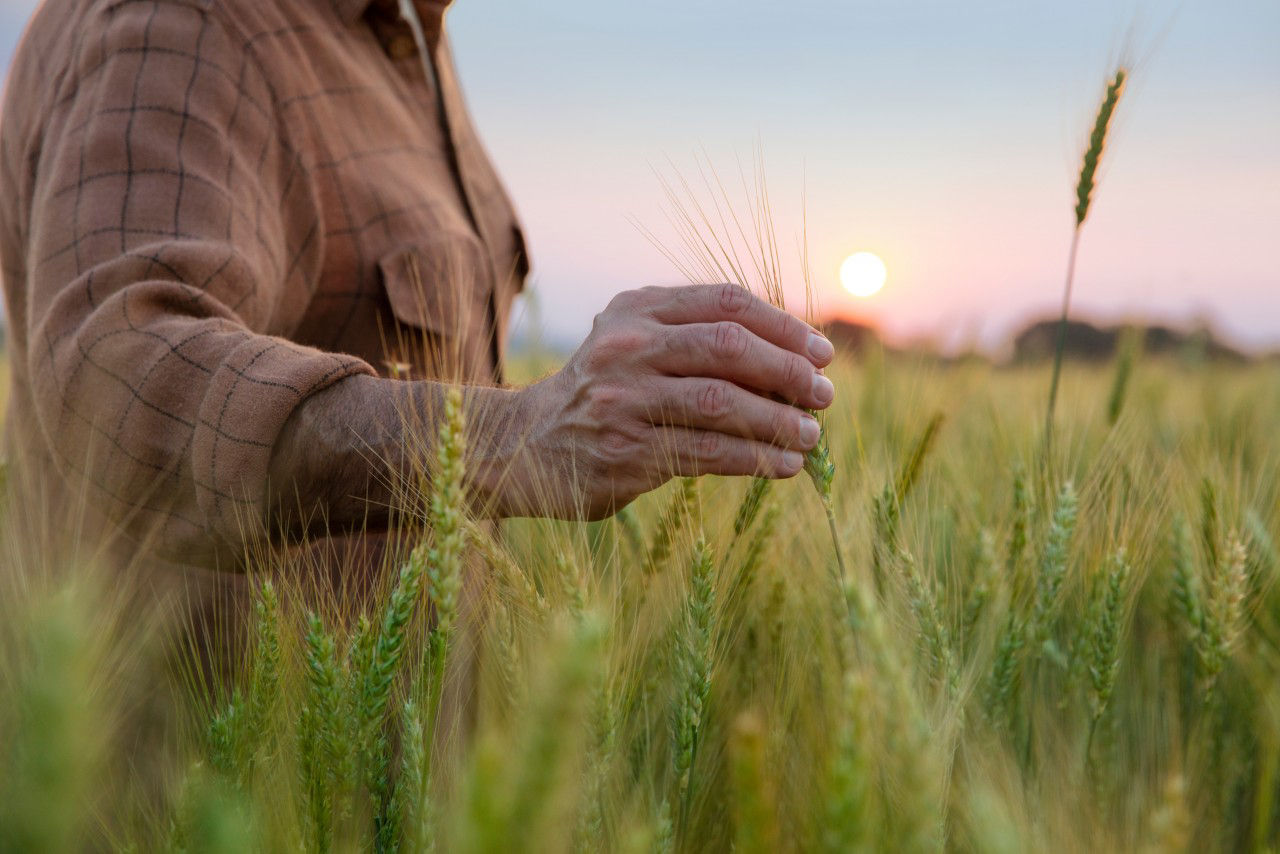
[266, 279, 840, 535]
[266, 374, 535, 538]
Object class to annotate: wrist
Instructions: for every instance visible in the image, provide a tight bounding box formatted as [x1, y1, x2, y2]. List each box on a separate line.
[267, 373, 401, 537]
[460, 383, 522, 519]
[466, 372, 569, 519]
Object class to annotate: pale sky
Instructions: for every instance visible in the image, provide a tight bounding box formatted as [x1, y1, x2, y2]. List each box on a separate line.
[3, 0, 1277, 353]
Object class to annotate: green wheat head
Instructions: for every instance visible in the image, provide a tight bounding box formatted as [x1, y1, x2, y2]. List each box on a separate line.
[1075, 69, 1128, 227]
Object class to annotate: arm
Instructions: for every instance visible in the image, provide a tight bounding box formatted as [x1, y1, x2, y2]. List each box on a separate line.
[26, 1, 372, 568]
[24, 1, 835, 561]
[269, 283, 836, 525]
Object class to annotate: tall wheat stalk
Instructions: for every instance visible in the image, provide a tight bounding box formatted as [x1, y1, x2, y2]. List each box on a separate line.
[1045, 68, 1127, 446]
[672, 538, 716, 841]
[641, 154, 850, 603]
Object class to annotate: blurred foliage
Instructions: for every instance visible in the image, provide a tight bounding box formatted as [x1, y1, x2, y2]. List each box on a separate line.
[3, 350, 1280, 852]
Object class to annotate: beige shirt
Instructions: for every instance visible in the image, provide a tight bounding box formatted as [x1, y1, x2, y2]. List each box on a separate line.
[0, 0, 528, 570]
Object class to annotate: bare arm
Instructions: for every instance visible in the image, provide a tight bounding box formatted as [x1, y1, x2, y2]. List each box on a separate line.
[266, 375, 521, 536]
[268, 283, 835, 529]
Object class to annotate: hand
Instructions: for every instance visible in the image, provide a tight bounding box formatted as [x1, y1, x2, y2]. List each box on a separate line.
[498, 284, 836, 519]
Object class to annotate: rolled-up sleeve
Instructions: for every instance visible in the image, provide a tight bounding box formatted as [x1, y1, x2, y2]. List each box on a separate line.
[25, 0, 373, 566]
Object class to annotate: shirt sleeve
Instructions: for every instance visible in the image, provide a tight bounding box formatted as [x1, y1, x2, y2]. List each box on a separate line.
[25, 0, 375, 568]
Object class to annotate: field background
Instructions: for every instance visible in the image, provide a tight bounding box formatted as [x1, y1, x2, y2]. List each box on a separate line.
[2, 345, 1280, 852]
[0, 0, 1274, 849]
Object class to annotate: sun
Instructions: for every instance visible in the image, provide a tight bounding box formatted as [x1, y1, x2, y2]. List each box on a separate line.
[840, 251, 887, 298]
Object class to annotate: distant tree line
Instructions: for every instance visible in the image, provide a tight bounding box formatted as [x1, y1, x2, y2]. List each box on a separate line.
[823, 317, 1262, 364]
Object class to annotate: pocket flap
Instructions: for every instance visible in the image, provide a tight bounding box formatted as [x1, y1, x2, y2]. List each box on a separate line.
[376, 233, 491, 336]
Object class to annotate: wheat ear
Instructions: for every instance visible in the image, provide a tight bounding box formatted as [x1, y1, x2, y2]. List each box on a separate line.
[645, 477, 699, 576]
[395, 698, 431, 852]
[1028, 481, 1079, 649]
[299, 612, 343, 848]
[1086, 549, 1132, 725]
[961, 529, 999, 653]
[672, 538, 716, 840]
[731, 477, 772, 543]
[360, 544, 429, 848]
[421, 385, 470, 768]
[901, 547, 958, 699]
[209, 581, 281, 785]
[1085, 549, 1133, 772]
[243, 581, 281, 778]
[1197, 531, 1249, 700]
[1045, 68, 1128, 443]
[423, 387, 469, 699]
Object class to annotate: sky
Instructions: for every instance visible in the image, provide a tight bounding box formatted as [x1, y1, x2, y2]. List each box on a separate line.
[2, 0, 1277, 354]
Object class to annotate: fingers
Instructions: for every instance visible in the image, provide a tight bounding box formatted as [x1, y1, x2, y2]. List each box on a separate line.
[644, 283, 834, 367]
[652, 426, 806, 480]
[653, 322, 835, 409]
[645, 377, 820, 451]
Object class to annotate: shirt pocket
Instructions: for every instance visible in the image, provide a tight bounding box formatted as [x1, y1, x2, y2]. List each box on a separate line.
[375, 231, 495, 381]
[377, 231, 493, 335]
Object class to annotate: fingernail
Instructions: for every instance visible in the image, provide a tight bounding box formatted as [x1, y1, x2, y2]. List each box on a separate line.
[799, 415, 821, 447]
[782, 450, 803, 473]
[812, 373, 835, 406]
[807, 332, 834, 363]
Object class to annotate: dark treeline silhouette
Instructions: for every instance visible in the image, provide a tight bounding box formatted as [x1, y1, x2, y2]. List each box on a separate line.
[822, 317, 1259, 364]
[1011, 319, 1246, 363]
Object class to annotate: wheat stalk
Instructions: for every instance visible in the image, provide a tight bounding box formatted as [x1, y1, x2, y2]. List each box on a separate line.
[395, 698, 431, 852]
[822, 669, 875, 852]
[574, 681, 618, 852]
[243, 581, 281, 777]
[1045, 68, 1128, 444]
[424, 387, 469, 676]
[502, 616, 604, 847]
[1200, 478, 1220, 574]
[1028, 481, 1079, 649]
[422, 386, 470, 759]
[900, 547, 958, 700]
[653, 798, 675, 854]
[645, 477, 699, 576]
[672, 538, 716, 839]
[1106, 326, 1144, 426]
[985, 610, 1026, 730]
[1197, 530, 1249, 700]
[1085, 549, 1133, 774]
[360, 544, 429, 848]
[1169, 516, 1203, 637]
[731, 477, 772, 542]
[208, 582, 282, 786]
[0, 593, 99, 852]
[1086, 549, 1132, 725]
[299, 612, 343, 848]
[723, 503, 779, 624]
[961, 529, 999, 654]
[645, 156, 850, 602]
[728, 712, 779, 854]
[871, 414, 945, 602]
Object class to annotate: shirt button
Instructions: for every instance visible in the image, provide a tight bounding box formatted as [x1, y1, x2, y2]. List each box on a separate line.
[387, 34, 417, 60]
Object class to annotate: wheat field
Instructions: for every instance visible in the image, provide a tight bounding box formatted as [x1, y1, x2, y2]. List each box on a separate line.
[15, 65, 1267, 854]
[2, 344, 1279, 852]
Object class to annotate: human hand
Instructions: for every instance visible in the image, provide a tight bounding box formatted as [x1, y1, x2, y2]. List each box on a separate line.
[497, 283, 835, 519]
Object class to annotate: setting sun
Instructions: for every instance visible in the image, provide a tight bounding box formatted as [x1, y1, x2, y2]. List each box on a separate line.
[840, 251, 887, 298]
